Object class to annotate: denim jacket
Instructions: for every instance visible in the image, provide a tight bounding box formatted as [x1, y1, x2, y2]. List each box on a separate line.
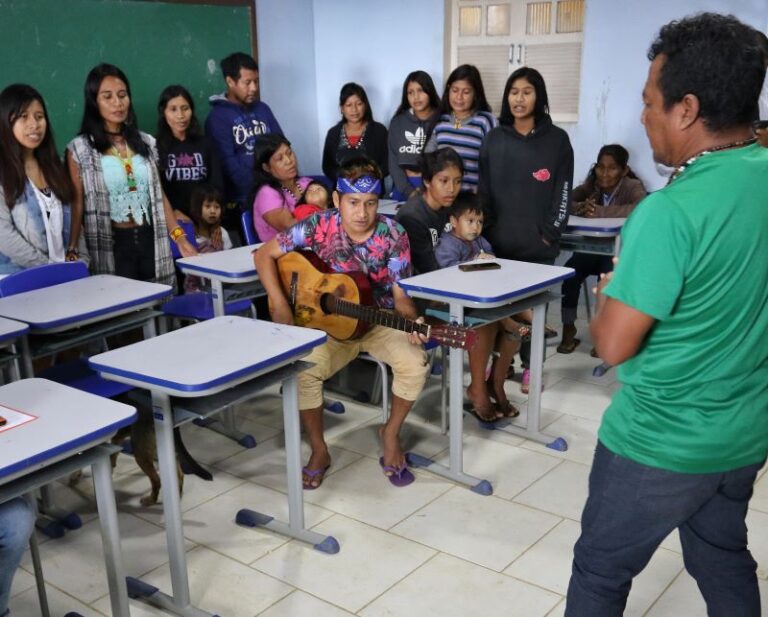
[0, 182, 85, 274]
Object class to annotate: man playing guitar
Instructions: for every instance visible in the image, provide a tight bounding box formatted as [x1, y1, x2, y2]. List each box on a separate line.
[254, 157, 429, 489]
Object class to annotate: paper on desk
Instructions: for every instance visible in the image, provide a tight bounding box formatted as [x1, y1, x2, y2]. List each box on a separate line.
[0, 403, 37, 433]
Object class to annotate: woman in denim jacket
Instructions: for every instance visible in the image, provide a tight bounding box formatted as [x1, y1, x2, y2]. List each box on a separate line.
[0, 84, 87, 274]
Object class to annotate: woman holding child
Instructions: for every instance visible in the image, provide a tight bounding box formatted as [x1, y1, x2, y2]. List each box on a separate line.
[66, 63, 196, 285]
[397, 148, 521, 422]
[250, 134, 316, 242]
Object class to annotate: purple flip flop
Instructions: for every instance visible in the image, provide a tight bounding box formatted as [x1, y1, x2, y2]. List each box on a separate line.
[379, 457, 415, 487]
[302, 465, 330, 490]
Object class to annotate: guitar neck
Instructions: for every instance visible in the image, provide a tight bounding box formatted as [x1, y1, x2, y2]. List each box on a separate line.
[332, 297, 430, 337]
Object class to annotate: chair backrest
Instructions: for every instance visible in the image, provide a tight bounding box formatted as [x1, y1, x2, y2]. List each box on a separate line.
[0, 261, 89, 297]
[241, 210, 259, 246]
[169, 220, 196, 259]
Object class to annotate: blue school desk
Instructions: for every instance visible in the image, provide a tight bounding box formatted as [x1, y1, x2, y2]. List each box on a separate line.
[399, 259, 574, 494]
[0, 275, 171, 534]
[0, 317, 28, 382]
[0, 378, 136, 617]
[176, 244, 263, 318]
[90, 316, 330, 617]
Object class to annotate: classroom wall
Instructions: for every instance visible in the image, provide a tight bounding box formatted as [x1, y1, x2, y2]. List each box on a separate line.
[570, 0, 768, 191]
[256, 0, 444, 175]
[254, 0, 321, 177]
[256, 0, 766, 185]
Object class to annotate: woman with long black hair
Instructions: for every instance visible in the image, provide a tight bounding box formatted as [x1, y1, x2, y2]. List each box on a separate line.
[66, 63, 195, 284]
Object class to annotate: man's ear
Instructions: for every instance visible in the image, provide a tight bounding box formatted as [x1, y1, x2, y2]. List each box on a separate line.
[677, 93, 701, 131]
[332, 190, 341, 209]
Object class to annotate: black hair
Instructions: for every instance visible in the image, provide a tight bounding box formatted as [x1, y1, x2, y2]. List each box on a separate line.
[754, 30, 768, 69]
[189, 183, 223, 234]
[337, 155, 382, 183]
[220, 52, 258, 81]
[419, 147, 465, 182]
[583, 144, 639, 187]
[298, 180, 329, 207]
[79, 63, 148, 156]
[156, 85, 202, 152]
[439, 65, 492, 115]
[499, 66, 550, 127]
[449, 191, 484, 220]
[338, 82, 374, 123]
[647, 12, 764, 131]
[394, 71, 441, 117]
[249, 133, 294, 205]
[0, 84, 74, 205]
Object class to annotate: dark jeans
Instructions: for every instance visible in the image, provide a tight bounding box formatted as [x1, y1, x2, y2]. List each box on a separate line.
[561, 253, 613, 325]
[566, 441, 763, 617]
[113, 226, 155, 282]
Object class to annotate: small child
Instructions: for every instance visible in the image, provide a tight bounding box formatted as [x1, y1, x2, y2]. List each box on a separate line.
[435, 193, 534, 394]
[184, 184, 232, 294]
[293, 181, 330, 221]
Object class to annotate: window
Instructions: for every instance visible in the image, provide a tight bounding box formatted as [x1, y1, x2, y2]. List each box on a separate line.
[449, 0, 585, 122]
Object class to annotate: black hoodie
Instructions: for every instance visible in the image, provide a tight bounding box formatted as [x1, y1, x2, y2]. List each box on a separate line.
[478, 114, 573, 262]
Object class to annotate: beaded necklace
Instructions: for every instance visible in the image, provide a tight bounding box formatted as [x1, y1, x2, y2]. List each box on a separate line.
[110, 142, 138, 192]
[341, 123, 367, 150]
[281, 181, 302, 202]
[667, 137, 756, 185]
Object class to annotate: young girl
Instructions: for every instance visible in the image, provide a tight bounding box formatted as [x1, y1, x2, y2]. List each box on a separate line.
[293, 181, 330, 221]
[184, 185, 231, 293]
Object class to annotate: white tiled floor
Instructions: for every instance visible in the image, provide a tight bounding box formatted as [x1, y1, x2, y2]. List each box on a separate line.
[9, 314, 768, 616]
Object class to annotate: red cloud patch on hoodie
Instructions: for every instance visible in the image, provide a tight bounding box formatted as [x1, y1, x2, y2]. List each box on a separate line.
[532, 168, 551, 182]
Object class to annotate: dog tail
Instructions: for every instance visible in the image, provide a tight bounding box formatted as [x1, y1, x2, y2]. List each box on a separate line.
[173, 428, 213, 481]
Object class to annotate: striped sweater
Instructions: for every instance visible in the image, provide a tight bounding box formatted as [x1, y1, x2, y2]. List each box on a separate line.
[428, 111, 497, 192]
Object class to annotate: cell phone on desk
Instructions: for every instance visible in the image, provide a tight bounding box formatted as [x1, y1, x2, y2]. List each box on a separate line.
[458, 261, 501, 272]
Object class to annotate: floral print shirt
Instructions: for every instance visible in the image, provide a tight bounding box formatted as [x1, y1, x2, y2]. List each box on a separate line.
[276, 210, 413, 309]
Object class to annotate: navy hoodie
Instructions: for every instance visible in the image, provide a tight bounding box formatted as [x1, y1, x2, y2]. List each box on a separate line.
[478, 115, 573, 262]
[204, 94, 283, 208]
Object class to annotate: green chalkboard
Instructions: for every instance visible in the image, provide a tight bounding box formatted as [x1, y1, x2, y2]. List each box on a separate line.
[0, 0, 253, 151]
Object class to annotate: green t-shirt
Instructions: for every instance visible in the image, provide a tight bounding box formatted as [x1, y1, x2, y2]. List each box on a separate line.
[599, 144, 768, 473]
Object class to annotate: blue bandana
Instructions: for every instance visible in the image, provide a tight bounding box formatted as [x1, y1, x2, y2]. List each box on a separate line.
[336, 175, 382, 195]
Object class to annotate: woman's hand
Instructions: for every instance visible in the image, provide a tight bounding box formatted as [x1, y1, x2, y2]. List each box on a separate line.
[575, 199, 597, 217]
[176, 236, 198, 258]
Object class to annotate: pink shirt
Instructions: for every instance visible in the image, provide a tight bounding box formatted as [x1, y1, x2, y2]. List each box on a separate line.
[252, 176, 311, 242]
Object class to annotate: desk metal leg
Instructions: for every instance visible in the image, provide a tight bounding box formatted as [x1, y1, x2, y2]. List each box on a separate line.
[193, 280, 257, 448]
[497, 304, 568, 451]
[236, 375, 339, 554]
[406, 303, 493, 495]
[91, 455, 130, 617]
[211, 279, 225, 318]
[127, 392, 218, 617]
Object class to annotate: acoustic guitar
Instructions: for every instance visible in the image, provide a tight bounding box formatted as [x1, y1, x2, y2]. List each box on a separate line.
[272, 250, 477, 350]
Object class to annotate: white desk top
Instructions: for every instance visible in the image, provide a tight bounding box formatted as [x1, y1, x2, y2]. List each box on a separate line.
[399, 259, 573, 308]
[0, 378, 136, 483]
[566, 216, 625, 234]
[176, 244, 262, 282]
[378, 200, 402, 218]
[90, 316, 327, 397]
[0, 275, 171, 332]
[0, 316, 28, 343]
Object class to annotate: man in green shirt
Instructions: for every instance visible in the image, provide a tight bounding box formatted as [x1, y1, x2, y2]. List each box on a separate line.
[566, 13, 768, 617]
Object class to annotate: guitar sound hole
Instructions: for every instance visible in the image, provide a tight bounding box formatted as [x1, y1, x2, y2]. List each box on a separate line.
[319, 293, 334, 314]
